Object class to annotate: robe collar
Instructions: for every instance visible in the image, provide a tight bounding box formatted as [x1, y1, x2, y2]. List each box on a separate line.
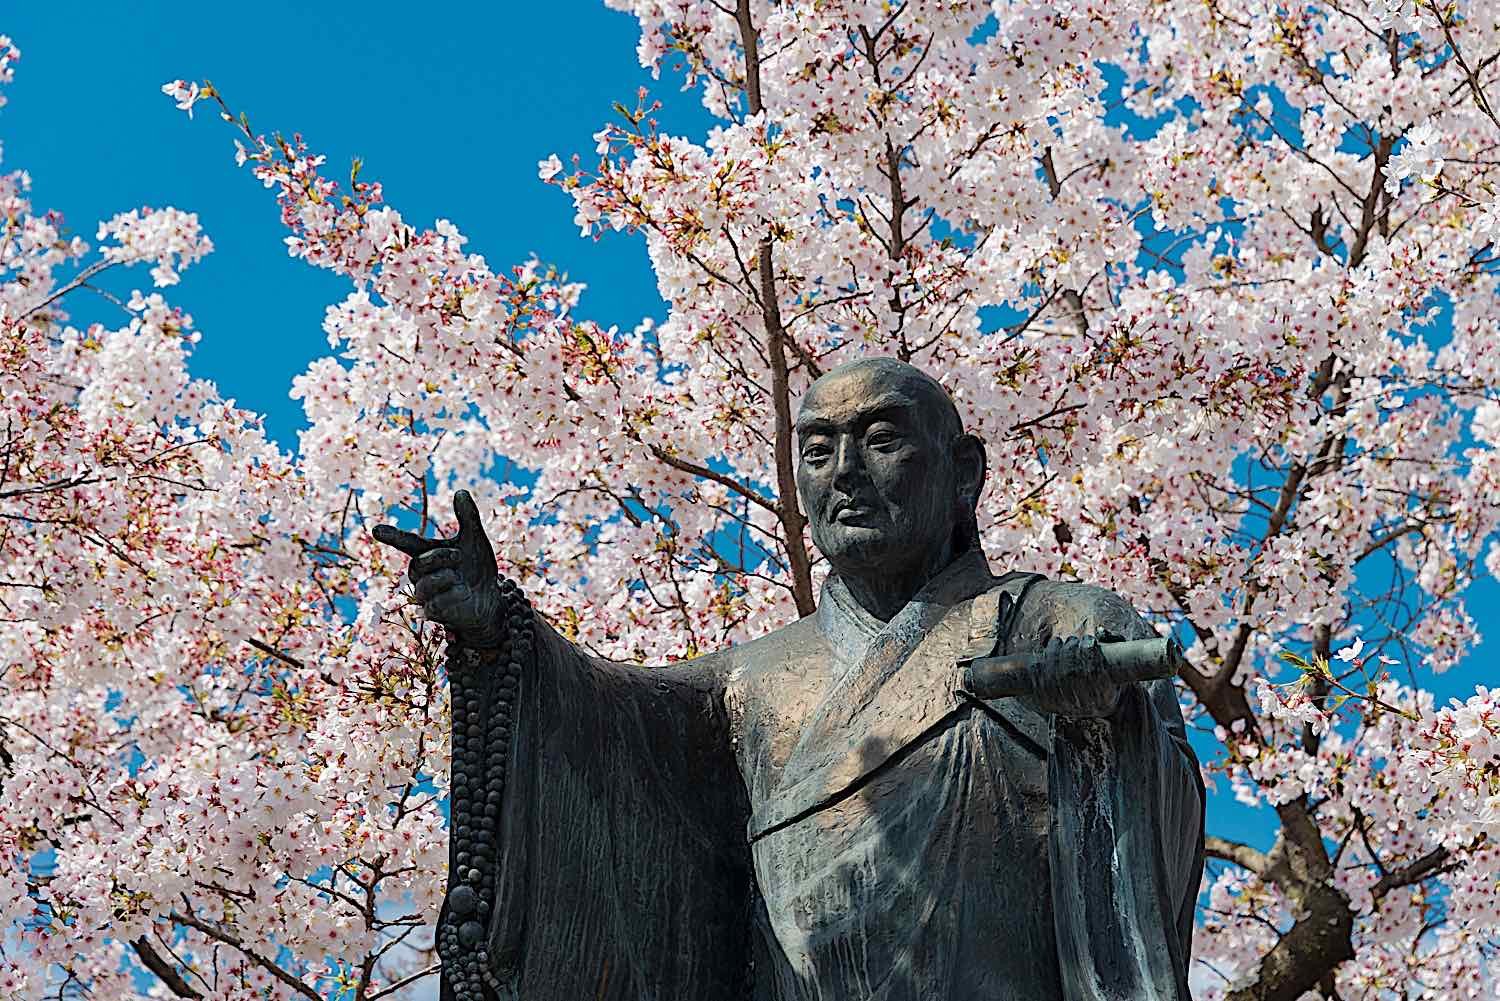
[750, 549, 1019, 841]
[816, 547, 998, 666]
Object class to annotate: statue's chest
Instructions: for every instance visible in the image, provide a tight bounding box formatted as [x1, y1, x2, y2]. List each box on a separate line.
[722, 653, 835, 804]
[724, 645, 1053, 828]
[746, 708, 1059, 998]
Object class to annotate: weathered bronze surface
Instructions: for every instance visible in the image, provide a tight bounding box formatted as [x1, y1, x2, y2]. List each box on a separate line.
[374, 358, 1205, 1001]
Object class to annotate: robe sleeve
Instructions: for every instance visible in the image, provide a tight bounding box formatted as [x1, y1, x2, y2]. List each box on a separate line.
[1010, 582, 1205, 1001]
[440, 601, 754, 1001]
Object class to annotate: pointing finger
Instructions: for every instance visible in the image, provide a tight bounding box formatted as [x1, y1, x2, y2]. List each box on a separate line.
[452, 490, 485, 543]
[452, 490, 497, 582]
[373, 524, 448, 558]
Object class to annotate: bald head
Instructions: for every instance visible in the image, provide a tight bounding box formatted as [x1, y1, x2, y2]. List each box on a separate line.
[794, 358, 986, 593]
[796, 358, 964, 446]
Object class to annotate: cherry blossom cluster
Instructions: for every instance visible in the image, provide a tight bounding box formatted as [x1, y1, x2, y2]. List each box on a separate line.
[3, 57, 460, 1001]
[1202, 642, 1500, 996]
[95, 207, 213, 287]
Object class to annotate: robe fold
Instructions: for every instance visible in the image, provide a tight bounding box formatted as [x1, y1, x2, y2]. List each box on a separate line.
[461, 552, 1204, 1001]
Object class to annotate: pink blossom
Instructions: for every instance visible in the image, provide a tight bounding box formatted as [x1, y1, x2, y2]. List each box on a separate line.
[159, 78, 200, 117]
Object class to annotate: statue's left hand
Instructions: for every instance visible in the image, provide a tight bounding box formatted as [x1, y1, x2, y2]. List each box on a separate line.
[1025, 632, 1126, 718]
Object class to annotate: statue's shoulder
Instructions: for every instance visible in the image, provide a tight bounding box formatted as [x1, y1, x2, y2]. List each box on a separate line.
[1008, 576, 1156, 647]
[708, 611, 828, 682]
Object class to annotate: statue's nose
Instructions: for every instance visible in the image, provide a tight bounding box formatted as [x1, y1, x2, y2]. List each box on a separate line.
[831, 437, 864, 486]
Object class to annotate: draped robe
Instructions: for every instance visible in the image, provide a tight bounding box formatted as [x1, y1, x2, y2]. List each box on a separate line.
[462, 551, 1204, 1001]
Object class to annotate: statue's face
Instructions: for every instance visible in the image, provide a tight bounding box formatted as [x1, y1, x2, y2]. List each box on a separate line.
[795, 365, 961, 579]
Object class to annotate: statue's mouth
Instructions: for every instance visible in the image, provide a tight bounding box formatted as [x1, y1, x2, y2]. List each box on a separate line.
[833, 502, 877, 524]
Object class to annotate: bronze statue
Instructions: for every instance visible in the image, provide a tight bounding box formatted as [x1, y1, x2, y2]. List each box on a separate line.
[374, 357, 1205, 1001]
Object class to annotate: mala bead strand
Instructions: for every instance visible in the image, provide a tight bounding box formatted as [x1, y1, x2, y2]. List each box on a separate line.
[443, 634, 491, 1001]
[442, 581, 533, 1001]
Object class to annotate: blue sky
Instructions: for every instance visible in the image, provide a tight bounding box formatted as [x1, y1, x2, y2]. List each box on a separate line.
[5, 3, 1494, 855]
[4, 2, 710, 446]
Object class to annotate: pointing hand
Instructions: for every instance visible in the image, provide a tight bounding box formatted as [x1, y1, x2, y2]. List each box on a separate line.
[372, 490, 505, 649]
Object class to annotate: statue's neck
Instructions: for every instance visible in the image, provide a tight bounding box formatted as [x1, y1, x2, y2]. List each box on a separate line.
[837, 539, 959, 622]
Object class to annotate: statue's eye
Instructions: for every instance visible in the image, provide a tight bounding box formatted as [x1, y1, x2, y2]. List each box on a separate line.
[801, 441, 832, 463]
[866, 426, 902, 449]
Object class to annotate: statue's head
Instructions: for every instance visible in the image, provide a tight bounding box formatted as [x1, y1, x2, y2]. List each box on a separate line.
[794, 357, 986, 582]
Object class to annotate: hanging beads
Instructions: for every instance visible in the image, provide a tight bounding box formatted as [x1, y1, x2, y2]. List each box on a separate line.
[440, 581, 534, 1001]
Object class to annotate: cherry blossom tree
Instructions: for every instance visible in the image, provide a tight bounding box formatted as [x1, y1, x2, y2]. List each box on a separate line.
[5, 0, 1500, 998]
[1, 44, 538, 998]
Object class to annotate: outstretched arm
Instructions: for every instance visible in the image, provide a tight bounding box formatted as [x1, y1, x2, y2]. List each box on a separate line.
[373, 492, 753, 1001]
[375, 493, 537, 1001]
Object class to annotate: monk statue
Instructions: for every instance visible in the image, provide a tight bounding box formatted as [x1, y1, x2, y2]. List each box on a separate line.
[373, 357, 1205, 1001]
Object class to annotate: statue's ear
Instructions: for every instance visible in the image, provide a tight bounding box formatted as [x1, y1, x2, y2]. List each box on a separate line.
[953, 433, 987, 511]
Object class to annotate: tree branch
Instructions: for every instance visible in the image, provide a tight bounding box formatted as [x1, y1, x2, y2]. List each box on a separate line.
[1224, 799, 1355, 1001]
[368, 964, 441, 1001]
[168, 911, 319, 1001]
[245, 638, 305, 669]
[131, 937, 203, 999]
[1039, 147, 1090, 335]
[1372, 846, 1458, 901]
[641, 440, 778, 515]
[735, 0, 816, 616]
[1206, 835, 1269, 875]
